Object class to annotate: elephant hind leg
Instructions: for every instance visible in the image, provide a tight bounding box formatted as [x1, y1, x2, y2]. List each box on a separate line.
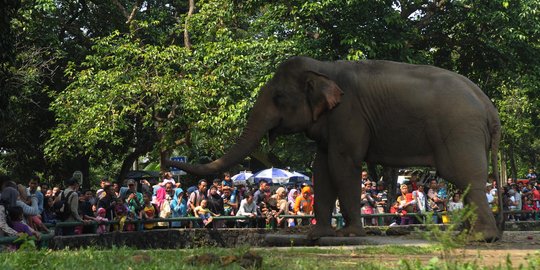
[436, 141, 500, 242]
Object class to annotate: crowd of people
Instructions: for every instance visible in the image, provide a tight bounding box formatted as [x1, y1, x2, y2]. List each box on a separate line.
[2, 168, 540, 249]
[0, 172, 317, 243]
[359, 169, 540, 226]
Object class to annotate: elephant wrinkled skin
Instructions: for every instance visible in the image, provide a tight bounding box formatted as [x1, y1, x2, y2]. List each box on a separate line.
[164, 56, 502, 241]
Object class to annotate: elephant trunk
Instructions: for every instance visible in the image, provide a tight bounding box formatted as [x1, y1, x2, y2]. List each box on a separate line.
[165, 95, 277, 176]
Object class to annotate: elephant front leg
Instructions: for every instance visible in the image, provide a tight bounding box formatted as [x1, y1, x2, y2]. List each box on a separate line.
[307, 150, 338, 240]
[332, 157, 365, 237]
[336, 185, 366, 237]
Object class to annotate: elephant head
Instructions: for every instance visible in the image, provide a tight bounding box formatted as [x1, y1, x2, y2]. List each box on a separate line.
[165, 57, 343, 175]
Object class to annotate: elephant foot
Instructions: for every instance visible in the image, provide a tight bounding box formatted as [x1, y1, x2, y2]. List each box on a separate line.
[471, 226, 501, 243]
[336, 225, 366, 237]
[472, 223, 502, 243]
[307, 225, 336, 240]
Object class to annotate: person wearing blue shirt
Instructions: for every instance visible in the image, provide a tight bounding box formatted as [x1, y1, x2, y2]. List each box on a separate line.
[27, 177, 44, 214]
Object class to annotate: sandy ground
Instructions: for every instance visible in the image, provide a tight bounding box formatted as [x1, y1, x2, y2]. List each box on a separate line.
[265, 231, 540, 268]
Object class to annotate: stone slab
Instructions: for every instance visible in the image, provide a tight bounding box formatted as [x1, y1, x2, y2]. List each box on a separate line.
[264, 234, 430, 247]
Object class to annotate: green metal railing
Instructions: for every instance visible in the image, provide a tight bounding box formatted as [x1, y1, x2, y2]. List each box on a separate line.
[1, 210, 539, 246]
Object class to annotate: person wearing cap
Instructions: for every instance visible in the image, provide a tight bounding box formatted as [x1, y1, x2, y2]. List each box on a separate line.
[486, 182, 495, 210]
[161, 172, 176, 186]
[125, 179, 143, 216]
[96, 179, 111, 199]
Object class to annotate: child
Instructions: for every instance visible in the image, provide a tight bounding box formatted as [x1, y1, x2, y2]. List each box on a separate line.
[85, 207, 109, 234]
[193, 199, 219, 227]
[114, 197, 129, 231]
[437, 181, 448, 201]
[139, 192, 157, 230]
[96, 208, 109, 233]
[447, 193, 463, 212]
[389, 201, 400, 226]
[8, 206, 40, 249]
[124, 211, 136, 231]
[522, 195, 538, 221]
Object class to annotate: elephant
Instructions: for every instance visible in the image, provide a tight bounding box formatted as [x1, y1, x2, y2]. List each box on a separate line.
[164, 56, 502, 241]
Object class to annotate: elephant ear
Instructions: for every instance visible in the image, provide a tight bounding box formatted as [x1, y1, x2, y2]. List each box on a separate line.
[305, 71, 344, 121]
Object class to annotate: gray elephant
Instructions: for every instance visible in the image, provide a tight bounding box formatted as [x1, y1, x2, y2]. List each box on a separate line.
[164, 56, 501, 241]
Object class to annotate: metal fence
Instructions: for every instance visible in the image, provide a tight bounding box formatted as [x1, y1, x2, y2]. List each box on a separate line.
[1, 210, 539, 246]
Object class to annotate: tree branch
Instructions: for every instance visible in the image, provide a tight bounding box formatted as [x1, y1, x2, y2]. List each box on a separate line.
[126, 0, 143, 25]
[184, 0, 195, 50]
[111, 0, 129, 19]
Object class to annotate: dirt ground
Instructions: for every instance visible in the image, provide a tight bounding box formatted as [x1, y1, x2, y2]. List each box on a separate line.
[460, 231, 540, 267]
[362, 231, 540, 267]
[271, 230, 540, 268]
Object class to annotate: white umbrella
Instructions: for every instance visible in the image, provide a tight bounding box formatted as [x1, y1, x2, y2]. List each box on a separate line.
[289, 171, 309, 181]
[288, 171, 312, 186]
[252, 168, 293, 185]
[231, 171, 253, 186]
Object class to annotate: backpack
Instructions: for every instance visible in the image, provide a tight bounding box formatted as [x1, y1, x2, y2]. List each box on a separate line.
[53, 191, 75, 221]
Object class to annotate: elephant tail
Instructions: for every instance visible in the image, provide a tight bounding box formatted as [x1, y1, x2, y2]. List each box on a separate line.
[489, 113, 504, 233]
[489, 121, 501, 187]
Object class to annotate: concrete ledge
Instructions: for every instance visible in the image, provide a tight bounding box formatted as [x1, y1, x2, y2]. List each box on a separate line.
[264, 235, 377, 246]
[504, 221, 540, 231]
[50, 228, 268, 250]
[46, 221, 540, 250]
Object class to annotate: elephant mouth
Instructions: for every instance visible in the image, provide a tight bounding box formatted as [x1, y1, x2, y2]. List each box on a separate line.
[268, 128, 279, 145]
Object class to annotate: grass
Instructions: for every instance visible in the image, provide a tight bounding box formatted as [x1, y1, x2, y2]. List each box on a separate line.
[3, 244, 540, 270]
[0, 244, 434, 270]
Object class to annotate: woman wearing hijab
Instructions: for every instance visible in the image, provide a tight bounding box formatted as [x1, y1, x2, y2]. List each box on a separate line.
[287, 188, 298, 227]
[270, 187, 289, 227]
[0, 187, 19, 237]
[170, 188, 187, 227]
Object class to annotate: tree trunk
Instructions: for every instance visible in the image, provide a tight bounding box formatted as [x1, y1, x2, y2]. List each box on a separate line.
[382, 167, 398, 212]
[499, 150, 507, 186]
[118, 150, 144, 182]
[509, 141, 517, 180]
[367, 163, 378, 183]
[184, 0, 195, 50]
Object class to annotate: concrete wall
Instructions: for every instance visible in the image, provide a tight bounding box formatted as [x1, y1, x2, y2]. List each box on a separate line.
[50, 228, 268, 250]
[49, 221, 540, 250]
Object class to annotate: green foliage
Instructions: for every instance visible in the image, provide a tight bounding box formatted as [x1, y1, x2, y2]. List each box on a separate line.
[13, 233, 38, 251]
[3, 0, 540, 180]
[1, 245, 540, 269]
[419, 188, 484, 265]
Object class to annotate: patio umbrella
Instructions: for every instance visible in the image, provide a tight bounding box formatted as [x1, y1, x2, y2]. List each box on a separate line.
[231, 171, 253, 186]
[288, 171, 312, 186]
[252, 168, 293, 185]
[289, 171, 309, 181]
